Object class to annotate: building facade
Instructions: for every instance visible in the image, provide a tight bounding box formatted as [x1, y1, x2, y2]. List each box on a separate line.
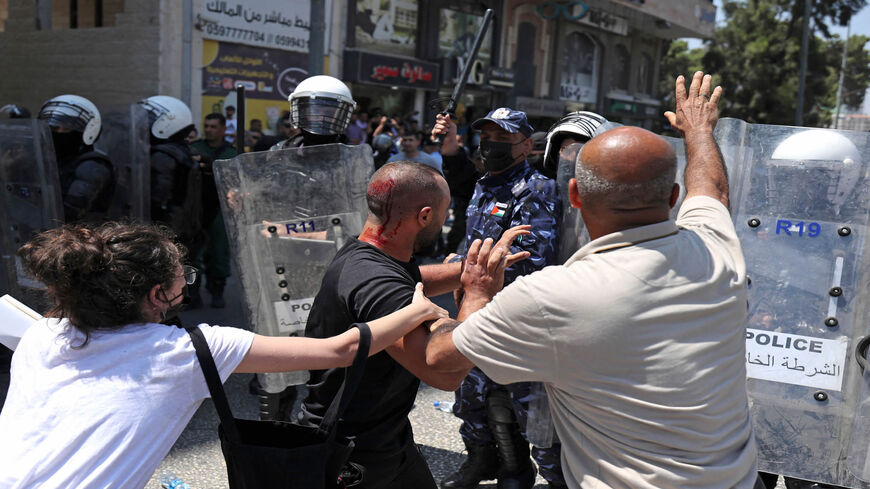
[0, 0, 715, 135]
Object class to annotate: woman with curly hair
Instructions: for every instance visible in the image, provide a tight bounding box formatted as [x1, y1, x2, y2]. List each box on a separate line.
[0, 222, 446, 488]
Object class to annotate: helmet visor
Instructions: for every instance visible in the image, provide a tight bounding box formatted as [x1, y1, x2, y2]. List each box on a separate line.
[290, 96, 354, 136]
[38, 100, 92, 133]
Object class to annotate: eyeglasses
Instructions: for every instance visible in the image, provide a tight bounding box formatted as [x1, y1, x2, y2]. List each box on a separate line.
[181, 265, 198, 285]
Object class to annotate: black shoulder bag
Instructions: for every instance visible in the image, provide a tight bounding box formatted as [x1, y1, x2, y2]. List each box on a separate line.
[186, 323, 371, 489]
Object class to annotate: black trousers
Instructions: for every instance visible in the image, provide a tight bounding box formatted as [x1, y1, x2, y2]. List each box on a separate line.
[350, 437, 437, 489]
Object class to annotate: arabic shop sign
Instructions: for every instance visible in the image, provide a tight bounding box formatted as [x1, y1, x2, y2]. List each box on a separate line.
[345, 51, 440, 91]
[745, 328, 848, 391]
[202, 41, 307, 101]
[202, 0, 330, 52]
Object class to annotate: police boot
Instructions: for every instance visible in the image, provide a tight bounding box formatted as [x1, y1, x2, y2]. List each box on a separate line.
[441, 440, 499, 489]
[487, 389, 536, 489]
[206, 277, 226, 308]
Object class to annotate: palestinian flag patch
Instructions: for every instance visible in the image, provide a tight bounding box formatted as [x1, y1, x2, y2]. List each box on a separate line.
[490, 202, 508, 217]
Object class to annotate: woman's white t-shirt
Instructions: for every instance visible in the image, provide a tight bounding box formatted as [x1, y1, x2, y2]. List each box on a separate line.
[0, 318, 254, 489]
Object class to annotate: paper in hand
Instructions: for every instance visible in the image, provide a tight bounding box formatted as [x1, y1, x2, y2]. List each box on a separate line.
[0, 294, 42, 350]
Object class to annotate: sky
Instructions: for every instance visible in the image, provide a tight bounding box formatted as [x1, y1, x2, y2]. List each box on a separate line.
[683, 1, 870, 114]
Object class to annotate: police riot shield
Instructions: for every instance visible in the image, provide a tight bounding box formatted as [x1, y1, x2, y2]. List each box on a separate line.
[719, 117, 870, 487]
[96, 104, 150, 221]
[0, 119, 63, 309]
[215, 144, 374, 393]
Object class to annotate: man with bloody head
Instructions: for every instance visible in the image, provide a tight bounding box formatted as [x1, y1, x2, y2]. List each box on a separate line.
[299, 160, 528, 488]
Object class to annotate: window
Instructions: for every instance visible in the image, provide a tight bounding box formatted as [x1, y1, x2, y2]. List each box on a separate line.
[559, 31, 599, 103]
[611, 44, 630, 91]
[637, 53, 654, 95]
[46, 0, 121, 30]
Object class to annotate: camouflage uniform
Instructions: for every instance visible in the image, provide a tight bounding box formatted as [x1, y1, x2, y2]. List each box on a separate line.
[452, 157, 564, 484]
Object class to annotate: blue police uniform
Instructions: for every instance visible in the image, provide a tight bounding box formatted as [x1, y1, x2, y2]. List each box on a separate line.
[447, 107, 565, 485]
[455, 160, 564, 484]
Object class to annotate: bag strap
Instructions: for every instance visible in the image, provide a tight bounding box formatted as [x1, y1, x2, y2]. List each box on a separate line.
[185, 325, 243, 443]
[317, 322, 372, 440]
[185, 323, 371, 442]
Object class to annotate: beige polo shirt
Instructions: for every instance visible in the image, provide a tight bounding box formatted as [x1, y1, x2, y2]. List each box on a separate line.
[453, 196, 757, 489]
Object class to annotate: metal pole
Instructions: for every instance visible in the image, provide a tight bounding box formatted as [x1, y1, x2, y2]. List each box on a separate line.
[308, 0, 325, 75]
[182, 0, 193, 107]
[795, 0, 811, 126]
[834, 19, 850, 129]
[235, 85, 246, 155]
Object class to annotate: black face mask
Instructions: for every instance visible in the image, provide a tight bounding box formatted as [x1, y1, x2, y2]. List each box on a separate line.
[51, 131, 84, 162]
[158, 286, 189, 322]
[479, 139, 523, 173]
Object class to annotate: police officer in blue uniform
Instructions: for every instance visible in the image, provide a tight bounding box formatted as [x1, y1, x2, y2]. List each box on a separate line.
[433, 108, 566, 489]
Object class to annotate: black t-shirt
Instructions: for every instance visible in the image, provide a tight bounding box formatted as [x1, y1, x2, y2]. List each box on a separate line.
[300, 238, 422, 456]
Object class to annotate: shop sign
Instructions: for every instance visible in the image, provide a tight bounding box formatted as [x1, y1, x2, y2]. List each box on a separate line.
[345, 51, 440, 91]
[203, 41, 308, 101]
[201, 0, 331, 52]
[488, 67, 514, 88]
[576, 8, 628, 36]
[607, 98, 659, 117]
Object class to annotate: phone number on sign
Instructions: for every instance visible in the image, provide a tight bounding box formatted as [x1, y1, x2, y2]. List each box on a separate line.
[205, 22, 265, 42]
[205, 23, 308, 49]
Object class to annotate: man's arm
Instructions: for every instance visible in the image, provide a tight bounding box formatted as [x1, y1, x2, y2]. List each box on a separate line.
[419, 226, 531, 297]
[664, 71, 729, 209]
[425, 237, 512, 374]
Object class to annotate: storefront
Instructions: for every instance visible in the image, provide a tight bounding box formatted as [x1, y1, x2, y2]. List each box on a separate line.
[199, 0, 317, 135]
[342, 0, 442, 124]
[343, 50, 439, 120]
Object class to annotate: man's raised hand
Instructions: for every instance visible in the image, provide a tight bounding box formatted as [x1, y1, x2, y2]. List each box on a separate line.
[664, 71, 722, 136]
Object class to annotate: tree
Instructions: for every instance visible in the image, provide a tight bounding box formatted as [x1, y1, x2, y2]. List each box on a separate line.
[659, 0, 870, 127]
[826, 34, 870, 110]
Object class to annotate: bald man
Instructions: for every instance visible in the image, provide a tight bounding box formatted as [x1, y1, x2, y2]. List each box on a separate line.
[299, 161, 528, 489]
[423, 72, 761, 488]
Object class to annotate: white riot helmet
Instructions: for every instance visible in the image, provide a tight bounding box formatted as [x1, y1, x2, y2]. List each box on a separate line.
[543, 111, 608, 171]
[771, 129, 862, 209]
[38, 94, 102, 145]
[288, 75, 356, 136]
[138, 95, 194, 140]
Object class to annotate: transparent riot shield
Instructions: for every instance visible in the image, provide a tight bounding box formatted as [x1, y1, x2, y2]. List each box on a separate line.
[0, 119, 63, 309]
[555, 142, 588, 263]
[720, 118, 870, 486]
[96, 104, 150, 221]
[215, 143, 374, 393]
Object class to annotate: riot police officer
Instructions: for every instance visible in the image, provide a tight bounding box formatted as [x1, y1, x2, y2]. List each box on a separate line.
[255, 74, 361, 420]
[0, 104, 31, 119]
[38, 94, 114, 223]
[434, 108, 566, 489]
[272, 75, 356, 150]
[138, 95, 202, 257]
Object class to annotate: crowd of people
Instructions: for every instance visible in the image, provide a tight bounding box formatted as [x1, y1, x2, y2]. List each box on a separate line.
[0, 70, 818, 489]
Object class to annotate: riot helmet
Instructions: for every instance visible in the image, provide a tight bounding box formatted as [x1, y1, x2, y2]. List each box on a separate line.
[768, 129, 862, 216]
[288, 75, 356, 136]
[0, 104, 31, 119]
[38, 94, 102, 145]
[543, 111, 608, 171]
[138, 95, 194, 141]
